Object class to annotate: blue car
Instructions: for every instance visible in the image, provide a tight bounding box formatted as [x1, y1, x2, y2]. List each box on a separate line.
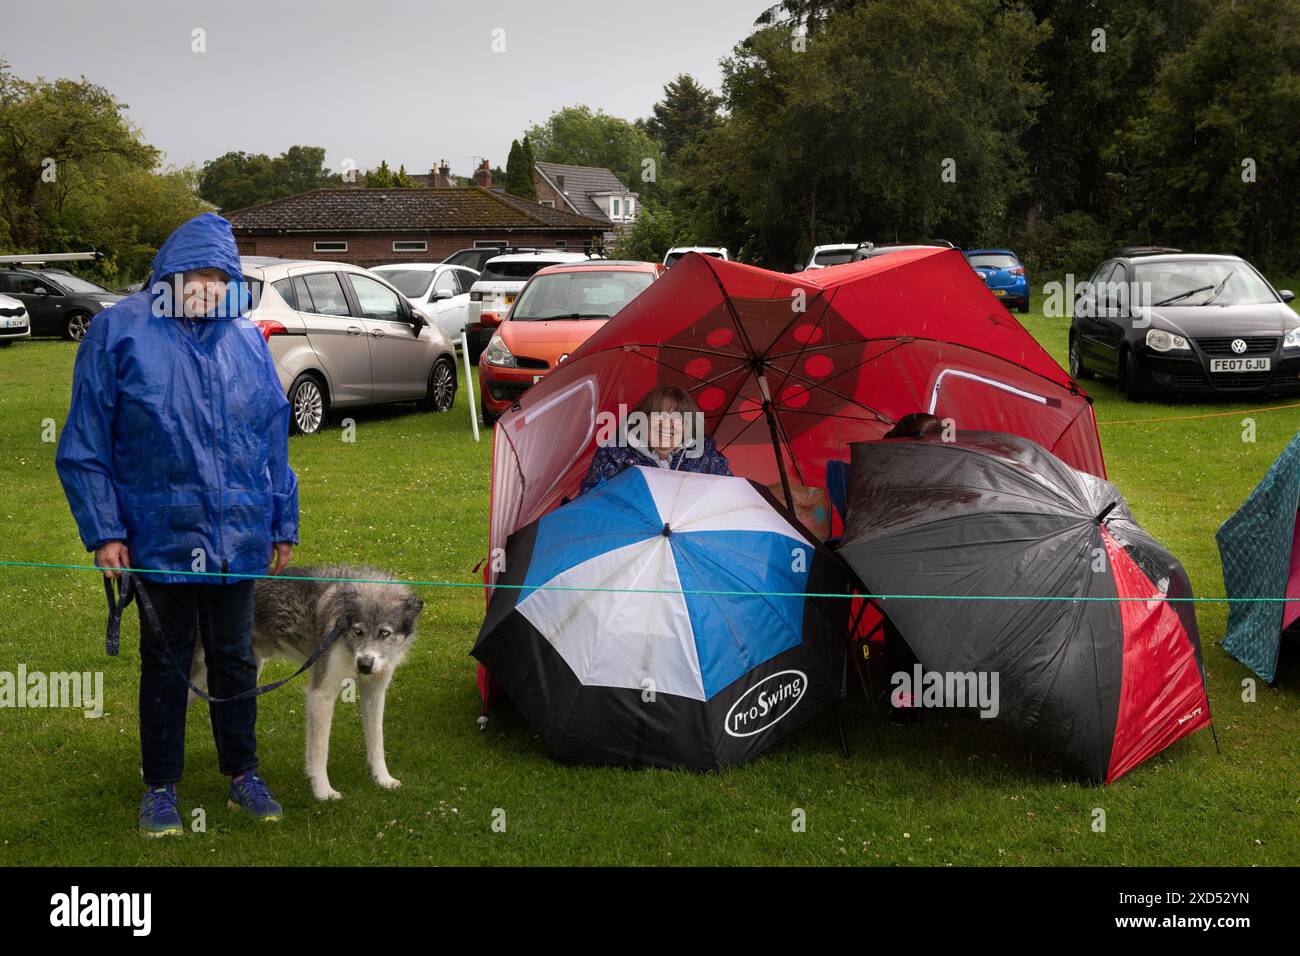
[964, 249, 1030, 313]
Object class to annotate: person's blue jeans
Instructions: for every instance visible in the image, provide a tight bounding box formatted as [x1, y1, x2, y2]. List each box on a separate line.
[137, 579, 260, 785]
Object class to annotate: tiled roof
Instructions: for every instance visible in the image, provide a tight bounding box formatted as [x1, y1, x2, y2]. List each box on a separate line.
[535, 162, 636, 222]
[226, 187, 608, 233]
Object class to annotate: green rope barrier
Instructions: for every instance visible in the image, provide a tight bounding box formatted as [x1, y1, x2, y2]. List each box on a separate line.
[0, 559, 1291, 603]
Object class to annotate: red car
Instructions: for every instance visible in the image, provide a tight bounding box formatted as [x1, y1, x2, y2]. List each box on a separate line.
[478, 260, 663, 425]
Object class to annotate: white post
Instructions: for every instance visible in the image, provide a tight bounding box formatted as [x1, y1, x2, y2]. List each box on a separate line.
[461, 331, 480, 443]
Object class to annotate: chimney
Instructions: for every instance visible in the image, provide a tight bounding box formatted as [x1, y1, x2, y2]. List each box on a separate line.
[432, 159, 453, 188]
[472, 160, 492, 189]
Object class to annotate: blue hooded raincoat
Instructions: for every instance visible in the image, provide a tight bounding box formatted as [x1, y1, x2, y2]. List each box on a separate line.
[55, 212, 298, 584]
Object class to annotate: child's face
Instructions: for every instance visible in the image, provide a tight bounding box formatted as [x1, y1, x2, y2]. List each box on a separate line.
[181, 268, 230, 317]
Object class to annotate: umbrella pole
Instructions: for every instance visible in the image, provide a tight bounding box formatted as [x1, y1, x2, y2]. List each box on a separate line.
[832, 703, 849, 758]
[763, 398, 796, 513]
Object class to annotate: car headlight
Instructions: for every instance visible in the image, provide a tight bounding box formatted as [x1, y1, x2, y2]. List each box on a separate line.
[1146, 328, 1190, 352]
[1284, 327, 1300, 349]
[483, 334, 518, 368]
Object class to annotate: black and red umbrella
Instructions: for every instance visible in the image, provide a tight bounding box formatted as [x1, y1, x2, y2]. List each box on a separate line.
[837, 431, 1212, 783]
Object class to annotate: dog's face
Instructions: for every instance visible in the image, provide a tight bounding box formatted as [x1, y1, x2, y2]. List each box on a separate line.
[324, 579, 424, 679]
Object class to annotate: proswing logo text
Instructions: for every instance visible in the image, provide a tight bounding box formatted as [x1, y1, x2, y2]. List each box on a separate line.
[49, 886, 151, 936]
[725, 670, 807, 737]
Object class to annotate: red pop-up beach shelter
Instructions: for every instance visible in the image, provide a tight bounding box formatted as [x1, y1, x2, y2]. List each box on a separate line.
[477, 249, 1106, 710]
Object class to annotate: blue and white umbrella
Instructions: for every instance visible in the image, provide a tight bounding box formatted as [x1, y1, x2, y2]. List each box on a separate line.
[472, 466, 850, 769]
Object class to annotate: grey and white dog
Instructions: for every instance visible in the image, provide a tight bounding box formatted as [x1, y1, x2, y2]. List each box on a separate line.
[190, 565, 424, 801]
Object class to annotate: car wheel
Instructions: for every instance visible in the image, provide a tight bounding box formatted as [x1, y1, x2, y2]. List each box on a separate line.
[1118, 349, 1147, 402]
[481, 406, 499, 428]
[63, 311, 92, 341]
[289, 373, 329, 435]
[421, 357, 457, 412]
[1019, 299, 1031, 314]
[1068, 335, 1091, 379]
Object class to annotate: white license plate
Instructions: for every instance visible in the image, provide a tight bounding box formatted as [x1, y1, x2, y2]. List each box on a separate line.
[1210, 357, 1269, 373]
[3, 318, 23, 328]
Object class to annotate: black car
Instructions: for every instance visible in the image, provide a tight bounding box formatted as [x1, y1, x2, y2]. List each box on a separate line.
[850, 240, 956, 262]
[0, 268, 124, 340]
[442, 246, 547, 274]
[1069, 251, 1299, 399]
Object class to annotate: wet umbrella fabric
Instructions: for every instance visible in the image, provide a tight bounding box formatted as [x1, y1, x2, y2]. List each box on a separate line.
[472, 466, 850, 769]
[837, 431, 1211, 783]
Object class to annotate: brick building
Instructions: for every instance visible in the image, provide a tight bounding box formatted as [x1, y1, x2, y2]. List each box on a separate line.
[534, 162, 639, 245]
[225, 183, 609, 267]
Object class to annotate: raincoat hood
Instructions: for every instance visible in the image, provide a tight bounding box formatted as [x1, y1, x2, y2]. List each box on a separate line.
[148, 212, 248, 321]
[55, 212, 298, 583]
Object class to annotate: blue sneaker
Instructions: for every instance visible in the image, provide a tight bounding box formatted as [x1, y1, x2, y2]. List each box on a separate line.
[139, 784, 183, 838]
[227, 772, 283, 822]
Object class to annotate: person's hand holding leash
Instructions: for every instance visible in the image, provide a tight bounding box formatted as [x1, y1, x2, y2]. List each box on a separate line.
[271, 541, 293, 575]
[95, 541, 130, 580]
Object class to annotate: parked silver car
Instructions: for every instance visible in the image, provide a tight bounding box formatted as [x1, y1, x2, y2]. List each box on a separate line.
[241, 257, 458, 435]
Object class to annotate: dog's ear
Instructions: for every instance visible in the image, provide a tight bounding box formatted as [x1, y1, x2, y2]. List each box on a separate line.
[402, 594, 424, 632]
[321, 584, 360, 630]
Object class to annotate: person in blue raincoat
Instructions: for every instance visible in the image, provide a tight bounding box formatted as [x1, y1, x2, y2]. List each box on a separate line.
[55, 212, 298, 837]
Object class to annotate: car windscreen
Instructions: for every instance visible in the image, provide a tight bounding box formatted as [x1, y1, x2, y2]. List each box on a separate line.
[479, 260, 563, 283]
[42, 272, 108, 294]
[510, 271, 655, 321]
[814, 250, 855, 266]
[374, 269, 433, 298]
[1133, 260, 1278, 306]
[966, 254, 1019, 269]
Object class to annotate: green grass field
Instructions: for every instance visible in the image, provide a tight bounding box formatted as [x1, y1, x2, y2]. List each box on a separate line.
[1, 293, 1298, 866]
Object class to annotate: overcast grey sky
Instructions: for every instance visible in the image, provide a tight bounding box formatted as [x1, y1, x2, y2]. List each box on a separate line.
[0, 0, 764, 178]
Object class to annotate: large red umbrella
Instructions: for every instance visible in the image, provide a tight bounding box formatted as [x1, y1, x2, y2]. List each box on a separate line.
[485, 248, 1105, 569]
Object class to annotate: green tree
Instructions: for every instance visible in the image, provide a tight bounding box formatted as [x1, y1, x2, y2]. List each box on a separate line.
[366, 160, 395, 188]
[198, 145, 335, 210]
[55, 157, 210, 281]
[1020, 0, 1211, 221]
[753, 0, 860, 36]
[610, 201, 688, 261]
[526, 106, 663, 201]
[702, 0, 1046, 267]
[643, 74, 722, 160]
[1105, 0, 1300, 266]
[0, 61, 157, 249]
[520, 134, 538, 199]
[505, 139, 537, 200]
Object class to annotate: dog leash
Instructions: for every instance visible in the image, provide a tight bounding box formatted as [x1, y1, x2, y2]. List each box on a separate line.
[103, 570, 350, 704]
